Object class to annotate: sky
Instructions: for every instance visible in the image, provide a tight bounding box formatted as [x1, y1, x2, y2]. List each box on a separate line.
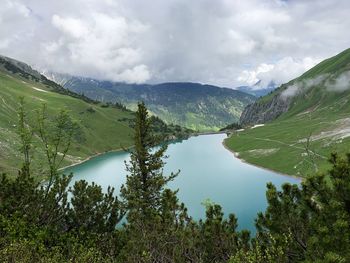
[1, 0, 350, 88]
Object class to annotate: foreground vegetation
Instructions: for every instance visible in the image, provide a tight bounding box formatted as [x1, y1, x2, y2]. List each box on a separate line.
[1, 102, 350, 262]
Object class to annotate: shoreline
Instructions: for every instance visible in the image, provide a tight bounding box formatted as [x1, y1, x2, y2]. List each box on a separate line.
[59, 146, 133, 172]
[59, 131, 222, 171]
[222, 138, 303, 181]
[194, 131, 227, 136]
[60, 132, 302, 182]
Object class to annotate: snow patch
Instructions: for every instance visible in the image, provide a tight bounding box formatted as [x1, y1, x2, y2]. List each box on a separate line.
[32, 87, 49, 93]
[247, 148, 279, 156]
[251, 124, 265, 129]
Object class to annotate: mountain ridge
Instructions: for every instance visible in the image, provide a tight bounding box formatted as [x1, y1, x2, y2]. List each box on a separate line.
[240, 48, 350, 126]
[46, 72, 256, 131]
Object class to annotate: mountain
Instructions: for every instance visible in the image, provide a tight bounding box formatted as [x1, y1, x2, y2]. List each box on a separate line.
[236, 81, 276, 97]
[0, 55, 190, 176]
[45, 73, 256, 131]
[225, 48, 350, 176]
[240, 49, 350, 125]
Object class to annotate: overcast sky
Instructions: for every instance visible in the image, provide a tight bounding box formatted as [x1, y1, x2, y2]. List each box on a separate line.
[1, 0, 350, 88]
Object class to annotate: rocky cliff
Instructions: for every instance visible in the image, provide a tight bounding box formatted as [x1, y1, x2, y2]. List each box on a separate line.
[239, 93, 291, 126]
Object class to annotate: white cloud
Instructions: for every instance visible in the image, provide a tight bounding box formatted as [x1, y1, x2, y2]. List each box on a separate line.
[44, 12, 150, 83]
[280, 70, 350, 99]
[0, 0, 350, 86]
[238, 63, 274, 86]
[281, 74, 328, 98]
[52, 15, 89, 39]
[116, 65, 151, 84]
[326, 71, 350, 92]
[238, 57, 321, 88]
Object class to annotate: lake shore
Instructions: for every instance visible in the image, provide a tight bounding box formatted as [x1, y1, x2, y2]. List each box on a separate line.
[59, 131, 221, 172]
[59, 146, 133, 172]
[222, 138, 303, 181]
[61, 131, 302, 182]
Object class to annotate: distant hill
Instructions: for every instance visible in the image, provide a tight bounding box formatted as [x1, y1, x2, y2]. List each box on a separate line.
[0, 55, 190, 176]
[236, 81, 276, 97]
[225, 48, 350, 176]
[45, 73, 256, 131]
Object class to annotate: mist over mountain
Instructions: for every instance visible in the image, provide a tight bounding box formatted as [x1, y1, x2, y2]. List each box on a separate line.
[236, 80, 277, 97]
[45, 72, 256, 131]
[240, 48, 350, 126]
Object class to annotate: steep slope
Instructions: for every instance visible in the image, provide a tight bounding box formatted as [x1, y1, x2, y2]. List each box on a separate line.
[240, 48, 350, 125]
[45, 73, 256, 131]
[0, 56, 190, 177]
[226, 48, 350, 176]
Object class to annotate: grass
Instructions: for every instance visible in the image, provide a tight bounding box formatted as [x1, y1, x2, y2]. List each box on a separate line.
[225, 90, 350, 177]
[0, 69, 134, 177]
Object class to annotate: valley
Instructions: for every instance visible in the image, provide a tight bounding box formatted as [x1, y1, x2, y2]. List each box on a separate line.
[2, 1, 350, 261]
[46, 73, 256, 131]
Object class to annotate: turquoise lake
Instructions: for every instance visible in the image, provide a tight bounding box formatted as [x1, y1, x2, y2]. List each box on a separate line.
[65, 134, 300, 232]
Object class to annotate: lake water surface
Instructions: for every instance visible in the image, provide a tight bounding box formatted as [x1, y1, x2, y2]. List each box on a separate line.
[65, 134, 300, 232]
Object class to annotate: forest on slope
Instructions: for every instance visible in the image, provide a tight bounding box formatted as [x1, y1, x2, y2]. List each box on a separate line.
[47, 72, 256, 131]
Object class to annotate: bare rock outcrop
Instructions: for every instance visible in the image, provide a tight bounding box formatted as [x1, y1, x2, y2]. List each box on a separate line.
[239, 94, 291, 126]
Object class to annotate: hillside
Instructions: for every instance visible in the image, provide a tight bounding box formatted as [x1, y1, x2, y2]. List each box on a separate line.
[225, 48, 350, 176]
[0, 55, 191, 177]
[46, 73, 256, 131]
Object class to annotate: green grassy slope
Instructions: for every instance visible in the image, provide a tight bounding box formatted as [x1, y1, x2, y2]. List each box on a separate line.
[225, 48, 350, 177]
[0, 69, 135, 176]
[0, 55, 193, 177]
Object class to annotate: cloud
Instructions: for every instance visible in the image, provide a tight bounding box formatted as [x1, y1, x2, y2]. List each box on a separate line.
[281, 74, 328, 98]
[238, 63, 275, 86]
[326, 71, 350, 92]
[116, 65, 151, 84]
[0, 0, 350, 86]
[238, 57, 321, 88]
[52, 15, 89, 39]
[280, 70, 350, 99]
[0, 0, 33, 51]
[44, 12, 150, 83]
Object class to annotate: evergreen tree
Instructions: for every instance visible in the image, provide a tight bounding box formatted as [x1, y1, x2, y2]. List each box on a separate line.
[255, 153, 350, 262]
[199, 204, 240, 262]
[120, 102, 187, 262]
[120, 102, 179, 219]
[255, 183, 310, 261]
[302, 153, 350, 262]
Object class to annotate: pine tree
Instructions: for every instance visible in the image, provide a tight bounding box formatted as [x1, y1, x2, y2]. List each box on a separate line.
[121, 102, 178, 220]
[120, 102, 184, 262]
